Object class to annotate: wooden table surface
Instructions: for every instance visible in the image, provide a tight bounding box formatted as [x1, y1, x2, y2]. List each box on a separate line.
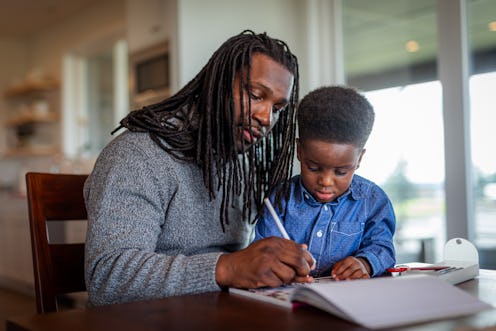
[6, 270, 496, 331]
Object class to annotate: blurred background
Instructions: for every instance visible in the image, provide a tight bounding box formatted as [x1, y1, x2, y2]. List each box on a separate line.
[0, 0, 495, 296]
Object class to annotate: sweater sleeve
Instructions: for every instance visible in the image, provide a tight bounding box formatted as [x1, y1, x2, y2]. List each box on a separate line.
[84, 134, 223, 306]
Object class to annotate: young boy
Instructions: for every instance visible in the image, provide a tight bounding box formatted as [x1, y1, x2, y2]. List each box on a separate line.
[254, 86, 396, 280]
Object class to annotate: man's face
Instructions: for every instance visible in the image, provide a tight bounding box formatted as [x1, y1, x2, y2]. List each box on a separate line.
[232, 53, 294, 153]
[297, 138, 364, 203]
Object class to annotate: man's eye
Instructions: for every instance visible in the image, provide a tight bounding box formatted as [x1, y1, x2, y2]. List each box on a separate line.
[250, 92, 262, 101]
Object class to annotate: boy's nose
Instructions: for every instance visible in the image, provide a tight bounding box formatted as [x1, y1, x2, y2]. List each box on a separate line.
[318, 174, 334, 187]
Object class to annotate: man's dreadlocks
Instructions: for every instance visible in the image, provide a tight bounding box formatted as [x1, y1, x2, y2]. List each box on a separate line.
[112, 30, 299, 230]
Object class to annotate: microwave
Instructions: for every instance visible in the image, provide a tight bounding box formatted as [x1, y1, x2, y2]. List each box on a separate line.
[129, 41, 170, 109]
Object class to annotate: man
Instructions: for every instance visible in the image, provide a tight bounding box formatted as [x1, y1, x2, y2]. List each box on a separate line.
[84, 30, 314, 306]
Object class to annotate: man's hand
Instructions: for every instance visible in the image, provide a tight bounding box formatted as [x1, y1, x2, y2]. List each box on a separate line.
[331, 256, 371, 280]
[215, 237, 314, 289]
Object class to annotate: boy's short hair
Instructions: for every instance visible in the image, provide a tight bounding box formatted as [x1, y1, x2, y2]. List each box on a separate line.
[297, 86, 374, 148]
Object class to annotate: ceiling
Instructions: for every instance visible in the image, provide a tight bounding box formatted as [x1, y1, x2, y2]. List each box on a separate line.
[343, 0, 496, 77]
[0, 0, 101, 39]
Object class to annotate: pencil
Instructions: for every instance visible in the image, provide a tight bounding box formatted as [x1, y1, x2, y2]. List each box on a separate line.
[387, 266, 450, 273]
[264, 198, 290, 239]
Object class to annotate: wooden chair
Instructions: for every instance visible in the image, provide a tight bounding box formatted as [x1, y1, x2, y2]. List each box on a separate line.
[25, 172, 88, 313]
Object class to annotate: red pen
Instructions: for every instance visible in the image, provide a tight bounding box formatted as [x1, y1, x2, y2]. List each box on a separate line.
[387, 265, 450, 273]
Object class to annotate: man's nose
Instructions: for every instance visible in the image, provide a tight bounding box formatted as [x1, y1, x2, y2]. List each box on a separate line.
[252, 103, 272, 127]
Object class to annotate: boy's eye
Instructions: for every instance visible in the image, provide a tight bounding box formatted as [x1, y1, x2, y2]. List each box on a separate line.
[308, 165, 320, 172]
[335, 170, 348, 176]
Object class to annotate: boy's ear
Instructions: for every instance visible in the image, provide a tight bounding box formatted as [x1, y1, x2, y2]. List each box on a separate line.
[296, 138, 302, 161]
[356, 148, 366, 169]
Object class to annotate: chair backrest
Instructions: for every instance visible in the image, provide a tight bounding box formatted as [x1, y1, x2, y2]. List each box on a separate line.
[25, 172, 88, 314]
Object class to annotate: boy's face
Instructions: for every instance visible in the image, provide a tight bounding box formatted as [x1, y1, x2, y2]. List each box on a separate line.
[232, 53, 294, 153]
[297, 138, 365, 203]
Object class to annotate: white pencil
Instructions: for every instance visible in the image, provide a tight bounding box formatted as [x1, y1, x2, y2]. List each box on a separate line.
[264, 198, 290, 239]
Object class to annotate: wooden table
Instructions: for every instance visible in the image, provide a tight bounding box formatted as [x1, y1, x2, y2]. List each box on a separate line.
[6, 270, 496, 331]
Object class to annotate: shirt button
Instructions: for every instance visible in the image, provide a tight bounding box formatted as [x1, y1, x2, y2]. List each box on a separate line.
[316, 230, 323, 238]
[324, 205, 328, 211]
[304, 194, 309, 200]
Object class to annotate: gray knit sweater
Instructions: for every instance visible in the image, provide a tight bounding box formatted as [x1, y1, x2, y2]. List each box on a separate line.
[84, 131, 254, 306]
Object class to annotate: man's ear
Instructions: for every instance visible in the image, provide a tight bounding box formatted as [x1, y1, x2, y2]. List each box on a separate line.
[356, 148, 366, 169]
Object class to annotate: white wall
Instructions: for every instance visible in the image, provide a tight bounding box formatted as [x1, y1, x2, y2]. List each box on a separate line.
[176, 0, 305, 89]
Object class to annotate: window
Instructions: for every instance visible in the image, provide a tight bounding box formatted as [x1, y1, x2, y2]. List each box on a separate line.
[342, 0, 444, 263]
[468, 0, 496, 268]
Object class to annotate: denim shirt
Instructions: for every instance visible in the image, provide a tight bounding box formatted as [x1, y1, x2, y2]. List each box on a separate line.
[254, 175, 396, 277]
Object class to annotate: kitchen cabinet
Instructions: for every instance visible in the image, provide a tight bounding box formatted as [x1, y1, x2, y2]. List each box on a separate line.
[2, 80, 61, 157]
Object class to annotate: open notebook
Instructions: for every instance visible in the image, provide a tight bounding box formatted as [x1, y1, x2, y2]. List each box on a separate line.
[230, 274, 492, 329]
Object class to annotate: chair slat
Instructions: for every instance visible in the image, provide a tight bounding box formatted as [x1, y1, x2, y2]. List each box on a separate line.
[26, 172, 88, 314]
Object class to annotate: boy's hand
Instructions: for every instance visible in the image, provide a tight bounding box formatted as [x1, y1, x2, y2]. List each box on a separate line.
[331, 256, 371, 280]
[215, 237, 315, 289]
